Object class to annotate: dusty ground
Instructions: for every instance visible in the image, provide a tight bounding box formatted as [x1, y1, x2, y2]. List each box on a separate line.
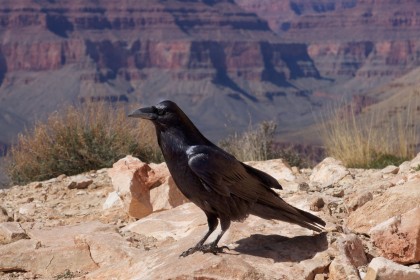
[0, 156, 419, 279]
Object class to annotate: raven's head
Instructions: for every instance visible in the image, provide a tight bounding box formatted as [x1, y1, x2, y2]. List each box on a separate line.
[128, 100, 186, 127]
[129, 100, 214, 148]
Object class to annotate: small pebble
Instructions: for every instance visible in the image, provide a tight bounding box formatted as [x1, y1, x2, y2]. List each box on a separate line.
[310, 197, 325, 211]
[332, 189, 344, 198]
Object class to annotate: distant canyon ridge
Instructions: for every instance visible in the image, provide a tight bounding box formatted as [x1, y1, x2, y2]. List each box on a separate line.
[1, 0, 420, 147]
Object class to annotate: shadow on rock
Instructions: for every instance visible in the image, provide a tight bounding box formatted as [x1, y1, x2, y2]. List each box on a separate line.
[234, 232, 328, 262]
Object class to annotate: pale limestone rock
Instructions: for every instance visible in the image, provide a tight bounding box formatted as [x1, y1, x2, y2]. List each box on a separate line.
[9, 155, 420, 279]
[291, 166, 300, 174]
[329, 255, 361, 280]
[390, 174, 407, 186]
[147, 162, 189, 211]
[300, 251, 332, 280]
[107, 156, 180, 219]
[27, 221, 116, 245]
[245, 159, 298, 191]
[380, 165, 399, 175]
[246, 159, 295, 182]
[107, 157, 187, 218]
[309, 158, 349, 188]
[121, 203, 205, 241]
[102, 191, 123, 210]
[107, 156, 154, 218]
[107, 155, 147, 194]
[18, 202, 36, 216]
[298, 182, 310, 191]
[346, 181, 420, 234]
[0, 222, 28, 244]
[67, 174, 93, 189]
[369, 207, 420, 264]
[338, 234, 368, 267]
[74, 232, 141, 268]
[0, 239, 98, 277]
[359, 269, 367, 279]
[281, 181, 300, 192]
[398, 161, 412, 174]
[314, 274, 327, 280]
[310, 196, 325, 211]
[0, 205, 11, 222]
[150, 176, 188, 212]
[332, 189, 345, 198]
[368, 180, 395, 192]
[329, 234, 367, 280]
[91, 202, 332, 280]
[28, 182, 43, 188]
[407, 172, 420, 182]
[346, 191, 373, 212]
[57, 174, 67, 180]
[87, 256, 269, 280]
[364, 257, 420, 280]
[0, 222, 119, 277]
[0, 167, 116, 226]
[409, 152, 420, 170]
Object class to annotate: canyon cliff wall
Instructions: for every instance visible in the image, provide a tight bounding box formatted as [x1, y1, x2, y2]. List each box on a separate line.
[2, 0, 420, 147]
[0, 0, 327, 145]
[236, 0, 420, 90]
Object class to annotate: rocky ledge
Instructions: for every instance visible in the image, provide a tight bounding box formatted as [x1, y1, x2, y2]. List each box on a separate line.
[1, 154, 420, 279]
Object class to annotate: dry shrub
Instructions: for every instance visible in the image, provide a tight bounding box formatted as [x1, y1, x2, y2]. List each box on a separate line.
[272, 143, 321, 168]
[321, 97, 419, 168]
[7, 102, 162, 184]
[219, 121, 277, 162]
[219, 121, 309, 167]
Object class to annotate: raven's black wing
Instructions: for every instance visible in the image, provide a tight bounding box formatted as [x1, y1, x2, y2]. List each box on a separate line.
[187, 145, 283, 205]
[241, 163, 283, 190]
[187, 145, 326, 231]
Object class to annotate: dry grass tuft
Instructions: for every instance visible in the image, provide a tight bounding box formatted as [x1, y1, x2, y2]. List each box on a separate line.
[7, 102, 162, 184]
[321, 96, 419, 168]
[219, 121, 277, 162]
[219, 121, 310, 167]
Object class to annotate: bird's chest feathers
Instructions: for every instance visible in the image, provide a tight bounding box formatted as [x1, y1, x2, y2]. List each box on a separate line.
[158, 130, 191, 171]
[157, 130, 205, 196]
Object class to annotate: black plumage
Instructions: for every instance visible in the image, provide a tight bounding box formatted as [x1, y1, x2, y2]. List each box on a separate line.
[128, 100, 325, 257]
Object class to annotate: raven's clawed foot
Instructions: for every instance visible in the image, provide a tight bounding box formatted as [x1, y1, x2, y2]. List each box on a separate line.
[200, 244, 230, 255]
[179, 245, 201, 258]
[179, 244, 230, 257]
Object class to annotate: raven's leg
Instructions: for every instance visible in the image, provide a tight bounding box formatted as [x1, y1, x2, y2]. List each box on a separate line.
[179, 212, 218, 257]
[200, 218, 231, 255]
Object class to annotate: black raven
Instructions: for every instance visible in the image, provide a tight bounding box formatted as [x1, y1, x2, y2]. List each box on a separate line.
[129, 100, 325, 257]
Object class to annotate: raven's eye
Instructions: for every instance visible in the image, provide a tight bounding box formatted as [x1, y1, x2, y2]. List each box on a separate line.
[157, 108, 165, 116]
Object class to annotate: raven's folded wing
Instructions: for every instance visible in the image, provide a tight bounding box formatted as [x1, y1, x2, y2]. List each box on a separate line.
[187, 145, 280, 202]
[241, 163, 283, 190]
[188, 145, 325, 231]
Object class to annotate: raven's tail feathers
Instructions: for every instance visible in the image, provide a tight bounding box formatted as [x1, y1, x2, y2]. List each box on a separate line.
[250, 203, 326, 233]
[294, 207, 326, 232]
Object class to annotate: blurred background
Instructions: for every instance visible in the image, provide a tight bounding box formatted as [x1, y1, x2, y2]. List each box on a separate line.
[1, 0, 420, 187]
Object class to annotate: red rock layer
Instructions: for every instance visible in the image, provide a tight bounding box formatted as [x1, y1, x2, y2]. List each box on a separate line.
[236, 0, 420, 80]
[0, 0, 319, 86]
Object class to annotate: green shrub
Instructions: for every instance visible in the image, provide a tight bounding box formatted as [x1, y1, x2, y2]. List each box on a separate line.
[363, 153, 408, 169]
[7, 102, 162, 184]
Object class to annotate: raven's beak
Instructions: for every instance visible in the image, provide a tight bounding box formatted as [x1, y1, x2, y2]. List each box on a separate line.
[128, 107, 158, 120]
